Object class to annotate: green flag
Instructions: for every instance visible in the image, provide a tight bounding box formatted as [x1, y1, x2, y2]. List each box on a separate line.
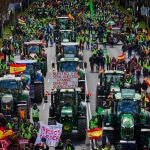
[89, 0, 94, 19]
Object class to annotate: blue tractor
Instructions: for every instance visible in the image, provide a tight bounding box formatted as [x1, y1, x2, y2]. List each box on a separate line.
[15, 60, 44, 102]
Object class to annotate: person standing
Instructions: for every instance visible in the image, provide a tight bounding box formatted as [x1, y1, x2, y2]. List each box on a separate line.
[65, 139, 74, 150]
[32, 103, 40, 128]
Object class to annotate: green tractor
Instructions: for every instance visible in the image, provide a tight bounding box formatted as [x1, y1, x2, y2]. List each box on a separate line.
[49, 88, 86, 140]
[0, 75, 30, 119]
[96, 70, 124, 110]
[98, 89, 150, 150]
[21, 40, 47, 77]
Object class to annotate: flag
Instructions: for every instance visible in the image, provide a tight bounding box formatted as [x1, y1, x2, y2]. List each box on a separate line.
[144, 78, 150, 86]
[10, 64, 26, 75]
[0, 54, 4, 60]
[18, 18, 26, 25]
[86, 128, 102, 140]
[118, 53, 126, 60]
[68, 13, 74, 20]
[78, 11, 82, 17]
[89, 0, 94, 19]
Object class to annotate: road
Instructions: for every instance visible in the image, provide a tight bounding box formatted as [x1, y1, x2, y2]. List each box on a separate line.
[14, 41, 123, 149]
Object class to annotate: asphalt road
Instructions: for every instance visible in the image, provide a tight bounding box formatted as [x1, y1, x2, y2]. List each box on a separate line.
[14, 41, 123, 150]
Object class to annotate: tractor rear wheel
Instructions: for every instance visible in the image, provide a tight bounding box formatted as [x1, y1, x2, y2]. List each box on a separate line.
[77, 118, 86, 140]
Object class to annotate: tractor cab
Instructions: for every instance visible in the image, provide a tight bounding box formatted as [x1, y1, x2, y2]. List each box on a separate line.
[60, 42, 82, 59]
[21, 40, 45, 60]
[54, 30, 76, 44]
[56, 58, 86, 72]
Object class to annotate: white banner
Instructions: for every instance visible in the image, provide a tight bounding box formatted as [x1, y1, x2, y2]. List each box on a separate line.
[35, 123, 62, 147]
[52, 72, 78, 89]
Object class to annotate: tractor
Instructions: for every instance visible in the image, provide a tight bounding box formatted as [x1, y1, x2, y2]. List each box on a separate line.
[15, 60, 44, 102]
[21, 40, 47, 76]
[96, 70, 124, 110]
[0, 75, 30, 120]
[56, 42, 83, 61]
[49, 88, 86, 140]
[97, 89, 150, 150]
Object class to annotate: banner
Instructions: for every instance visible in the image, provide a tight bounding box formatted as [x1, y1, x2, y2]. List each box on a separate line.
[52, 72, 78, 89]
[10, 64, 26, 75]
[90, 0, 94, 19]
[86, 128, 102, 140]
[0, 139, 11, 149]
[35, 123, 62, 147]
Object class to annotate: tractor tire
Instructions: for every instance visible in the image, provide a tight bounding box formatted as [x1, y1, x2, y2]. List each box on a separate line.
[77, 118, 86, 140]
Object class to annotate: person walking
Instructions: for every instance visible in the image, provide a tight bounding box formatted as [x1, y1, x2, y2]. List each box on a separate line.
[32, 103, 40, 128]
[65, 139, 74, 150]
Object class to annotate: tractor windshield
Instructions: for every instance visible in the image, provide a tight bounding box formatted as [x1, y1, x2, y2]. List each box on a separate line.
[60, 61, 78, 72]
[63, 45, 78, 57]
[105, 74, 124, 84]
[61, 92, 74, 105]
[117, 100, 139, 115]
[0, 80, 18, 89]
[27, 45, 40, 54]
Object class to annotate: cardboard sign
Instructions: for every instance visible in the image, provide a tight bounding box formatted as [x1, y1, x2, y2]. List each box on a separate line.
[52, 72, 78, 89]
[35, 123, 62, 147]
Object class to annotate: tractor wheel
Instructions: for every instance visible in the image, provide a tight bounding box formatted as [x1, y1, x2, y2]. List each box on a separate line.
[77, 118, 86, 140]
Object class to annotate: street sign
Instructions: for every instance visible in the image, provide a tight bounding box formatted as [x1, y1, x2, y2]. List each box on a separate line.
[52, 72, 78, 89]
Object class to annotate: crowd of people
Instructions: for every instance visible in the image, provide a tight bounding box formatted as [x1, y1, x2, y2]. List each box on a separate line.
[0, 0, 150, 149]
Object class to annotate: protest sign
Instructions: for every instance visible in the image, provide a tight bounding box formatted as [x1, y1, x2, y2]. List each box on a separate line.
[35, 123, 62, 147]
[0, 139, 11, 149]
[52, 72, 78, 89]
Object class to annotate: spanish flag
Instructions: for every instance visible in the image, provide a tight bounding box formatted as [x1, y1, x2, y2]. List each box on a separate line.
[144, 78, 150, 87]
[68, 13, 74, 20]
[78, 11, 82, 17]
[86, 128, 102, 140]
[10, 64, 26, 75]
[18, 18, 26, 25]
[0, 53, 4, 60]
[118, 53, 126, 60]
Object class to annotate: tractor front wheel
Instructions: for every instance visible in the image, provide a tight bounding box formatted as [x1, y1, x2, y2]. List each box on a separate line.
[77, 118, 86, 140]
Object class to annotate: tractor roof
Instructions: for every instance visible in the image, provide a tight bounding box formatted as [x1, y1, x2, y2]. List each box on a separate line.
[104, 70, 124, 75]
[60, 57, 79, 62]
[24, 40, 44, 46]
[60, 30, 72, 32]
[15, 60, 37, 64]
[61, 42, 79, 46]
[0, 74, 21, 81]
[53, 88, 81, 92]
[115, 92, 141, 101]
